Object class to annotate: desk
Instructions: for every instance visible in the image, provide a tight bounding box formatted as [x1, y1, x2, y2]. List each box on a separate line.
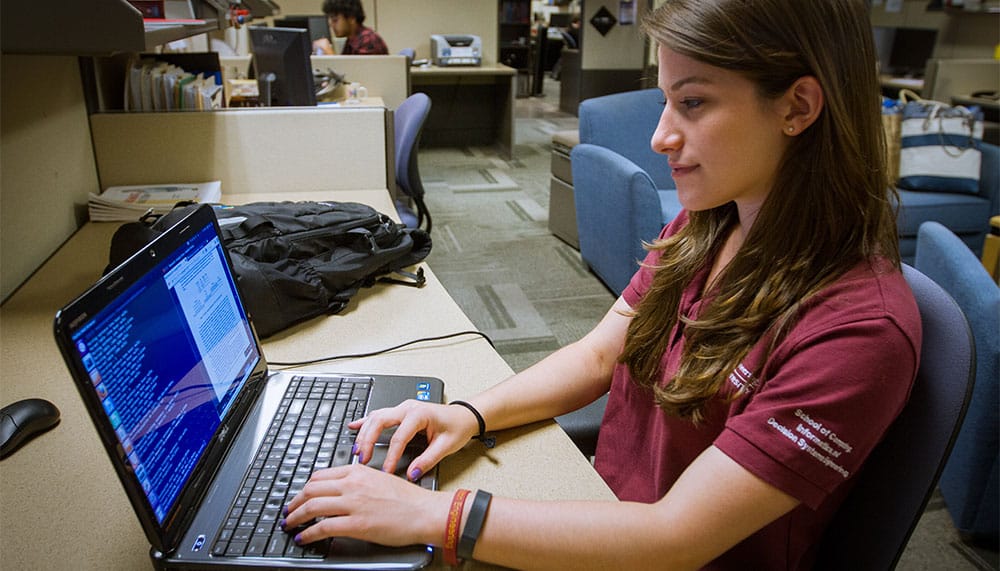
[0, 189, 613, 570]
[410, 64, 517, 160]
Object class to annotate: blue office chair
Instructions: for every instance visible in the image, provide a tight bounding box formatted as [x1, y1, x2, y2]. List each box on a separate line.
[573, 89, 682, 296]
[398, 48, 416, 63]
[915, 221, 999, 548]
[571, 143, 681, 295]
[813, 264, 975, 570]
[394, 92, 432, 233]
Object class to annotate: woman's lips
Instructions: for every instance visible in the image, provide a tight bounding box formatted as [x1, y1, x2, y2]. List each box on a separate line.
[670, 163, 697, 176]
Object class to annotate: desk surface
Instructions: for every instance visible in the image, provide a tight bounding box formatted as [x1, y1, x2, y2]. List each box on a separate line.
[411, 63, 516, 77]
[0, 190, 613, 570]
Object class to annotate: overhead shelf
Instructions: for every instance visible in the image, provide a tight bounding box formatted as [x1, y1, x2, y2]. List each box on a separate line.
[0, 0, 234, 56]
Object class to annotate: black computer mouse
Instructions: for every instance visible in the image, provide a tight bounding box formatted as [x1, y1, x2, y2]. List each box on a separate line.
[0, 398, 60, 459]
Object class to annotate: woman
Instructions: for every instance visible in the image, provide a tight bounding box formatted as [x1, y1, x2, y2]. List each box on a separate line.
[284, 1, 921, 568]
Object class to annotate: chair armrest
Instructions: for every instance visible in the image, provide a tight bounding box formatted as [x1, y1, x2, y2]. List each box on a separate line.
[571, 143, 662, 295]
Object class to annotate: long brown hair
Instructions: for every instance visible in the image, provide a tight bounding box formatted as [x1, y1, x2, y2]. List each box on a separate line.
[620, 0, 900, 422]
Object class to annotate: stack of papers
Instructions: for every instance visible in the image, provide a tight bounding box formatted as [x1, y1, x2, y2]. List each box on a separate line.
[88, 181, 222, 222]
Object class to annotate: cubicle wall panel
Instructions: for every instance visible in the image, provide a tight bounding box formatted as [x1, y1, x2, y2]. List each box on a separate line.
[90, 108, 388, 194]
[1, 55, 99, 301]
[311, 55, 409, 110]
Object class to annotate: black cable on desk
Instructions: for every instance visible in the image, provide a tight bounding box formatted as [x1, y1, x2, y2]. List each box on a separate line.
[268, 330, 495, 368]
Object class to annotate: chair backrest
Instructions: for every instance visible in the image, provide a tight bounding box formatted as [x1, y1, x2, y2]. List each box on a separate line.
[398, 47, 415, 63]
[393, 92, 432, 232]
[813, 264, 975, 570]
[978, 142, 999, 216]
[578, 88, 676, 191]
[915, 221, 999, 538]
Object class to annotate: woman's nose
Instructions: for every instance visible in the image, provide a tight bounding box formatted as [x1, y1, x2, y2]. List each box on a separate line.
[650, 109, 682, 156]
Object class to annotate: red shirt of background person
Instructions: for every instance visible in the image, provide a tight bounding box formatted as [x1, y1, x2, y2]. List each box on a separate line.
[313, 0, 388, 55]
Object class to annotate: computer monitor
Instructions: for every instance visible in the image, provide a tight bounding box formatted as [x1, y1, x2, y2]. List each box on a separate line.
[248, 26, 317, 107]
[548, 13, 572, 28]
[872, 26, 938, 77]
[274, 15, 330, 43]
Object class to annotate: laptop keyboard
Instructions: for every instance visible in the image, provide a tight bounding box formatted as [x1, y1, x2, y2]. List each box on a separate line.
[212, 375, 372, 558]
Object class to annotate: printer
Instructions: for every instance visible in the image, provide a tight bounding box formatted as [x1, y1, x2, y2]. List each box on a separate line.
[430, 34, 482, 67]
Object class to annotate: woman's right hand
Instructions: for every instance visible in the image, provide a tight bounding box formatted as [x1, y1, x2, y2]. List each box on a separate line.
[348, 400, 481, 481]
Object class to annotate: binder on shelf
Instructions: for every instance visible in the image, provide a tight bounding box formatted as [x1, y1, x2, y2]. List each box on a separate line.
[124, 52, 223, 111]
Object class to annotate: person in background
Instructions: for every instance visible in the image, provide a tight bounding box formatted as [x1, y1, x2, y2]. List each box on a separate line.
[565, 15, 581, 47]
[312, 0, 388, 55]
[284, 1, 921, 569]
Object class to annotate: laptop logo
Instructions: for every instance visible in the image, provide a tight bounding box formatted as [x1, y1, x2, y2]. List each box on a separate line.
[416, 382, 431, 400]
[191, 534, 206, 552]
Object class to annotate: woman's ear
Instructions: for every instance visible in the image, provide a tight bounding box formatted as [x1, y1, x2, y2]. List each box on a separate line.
[780, 76, 824, 136]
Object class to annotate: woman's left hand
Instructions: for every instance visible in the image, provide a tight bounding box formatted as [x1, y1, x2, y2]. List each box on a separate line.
[282, 463, 448, 547]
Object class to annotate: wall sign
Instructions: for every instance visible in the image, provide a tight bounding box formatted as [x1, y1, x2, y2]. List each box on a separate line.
[590, 6, 617, 36]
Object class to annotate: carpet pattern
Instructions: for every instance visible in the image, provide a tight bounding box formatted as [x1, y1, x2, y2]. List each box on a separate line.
[419, 115, 617, 373]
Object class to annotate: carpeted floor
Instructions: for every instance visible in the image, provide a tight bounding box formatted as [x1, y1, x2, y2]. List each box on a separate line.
[418, 77, 998, 570]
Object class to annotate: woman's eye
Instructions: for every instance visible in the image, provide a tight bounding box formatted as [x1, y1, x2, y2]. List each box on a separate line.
[681, 98, 703, 110]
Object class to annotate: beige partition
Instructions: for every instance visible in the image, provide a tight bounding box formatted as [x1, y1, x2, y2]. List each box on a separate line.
[219, 55, 408, 109]
[90, 107, 388, 194]
[924, 58, 1000, 102]
[581, 1, 648, 71]
[373, 0, 498, 64]
[312, 54, 409, 109]
[1, 55, 100, 302]
[219, 54, 253, 79]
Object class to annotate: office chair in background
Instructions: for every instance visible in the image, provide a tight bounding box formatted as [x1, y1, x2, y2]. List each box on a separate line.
[398, 47, 415, 63]
[813, 264, 975, 570]
[393, 92, 432, 233]
[915, 221, 999, 548]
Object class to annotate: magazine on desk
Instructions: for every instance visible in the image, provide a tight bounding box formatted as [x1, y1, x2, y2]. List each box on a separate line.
[88, 181, 222, 222]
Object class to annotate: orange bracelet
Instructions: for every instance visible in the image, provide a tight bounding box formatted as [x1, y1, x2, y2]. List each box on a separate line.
[443, 489, 471, 566]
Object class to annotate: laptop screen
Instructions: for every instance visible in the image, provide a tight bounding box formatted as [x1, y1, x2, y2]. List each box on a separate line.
[68, 222, 259, 524]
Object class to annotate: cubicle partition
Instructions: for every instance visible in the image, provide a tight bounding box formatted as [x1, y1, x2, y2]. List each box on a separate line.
[90, 106, 390, 194]
[218, 54, 409, 110]
[311, 54, 409, 109]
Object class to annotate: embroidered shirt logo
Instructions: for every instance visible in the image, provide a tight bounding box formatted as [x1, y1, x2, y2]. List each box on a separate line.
[727, 363, 758, 393]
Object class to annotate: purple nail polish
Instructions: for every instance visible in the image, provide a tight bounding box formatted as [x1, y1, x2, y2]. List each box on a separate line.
[279, 519, 286, 530]
[282, 505, 289, 517]
[409, 468, 422, 481]
[294, 533, 303, 545]
[351, 443, 359, 456]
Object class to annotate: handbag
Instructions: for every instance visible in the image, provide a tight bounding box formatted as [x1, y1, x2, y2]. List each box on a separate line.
[897, 92, 984, 194]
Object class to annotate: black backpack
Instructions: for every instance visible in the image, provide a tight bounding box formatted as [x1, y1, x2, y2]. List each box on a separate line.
[106, 201, 432, 338]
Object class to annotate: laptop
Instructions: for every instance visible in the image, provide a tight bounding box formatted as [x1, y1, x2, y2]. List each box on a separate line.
[54, 204, 442, 570]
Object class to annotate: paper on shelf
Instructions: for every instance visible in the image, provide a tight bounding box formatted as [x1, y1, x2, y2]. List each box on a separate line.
[88, 181, 222, 222]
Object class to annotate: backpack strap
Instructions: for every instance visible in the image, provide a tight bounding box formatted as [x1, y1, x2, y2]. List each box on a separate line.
[377, 267, 426, 288]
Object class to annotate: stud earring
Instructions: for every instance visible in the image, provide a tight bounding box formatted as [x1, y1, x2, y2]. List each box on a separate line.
[786, 126, 795, 134]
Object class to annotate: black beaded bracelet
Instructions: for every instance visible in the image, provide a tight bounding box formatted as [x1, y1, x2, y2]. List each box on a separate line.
[457, 490, 493, 562]
[449, 400, 496, 448]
